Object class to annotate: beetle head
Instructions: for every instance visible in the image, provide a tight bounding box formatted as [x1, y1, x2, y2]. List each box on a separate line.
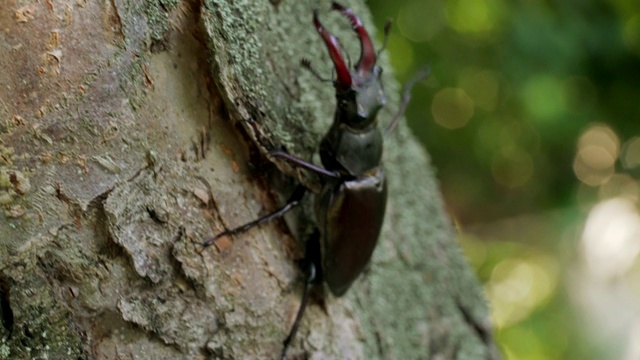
[314, 3, 387, 130]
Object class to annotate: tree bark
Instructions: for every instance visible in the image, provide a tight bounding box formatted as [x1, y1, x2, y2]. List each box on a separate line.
[0, 0, 498, 359]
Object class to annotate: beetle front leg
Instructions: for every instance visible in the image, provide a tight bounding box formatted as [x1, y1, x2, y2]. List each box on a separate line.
[269, 149, 341, 179]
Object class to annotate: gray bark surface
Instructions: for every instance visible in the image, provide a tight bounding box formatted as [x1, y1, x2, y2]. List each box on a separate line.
[0, 0, 498, 359]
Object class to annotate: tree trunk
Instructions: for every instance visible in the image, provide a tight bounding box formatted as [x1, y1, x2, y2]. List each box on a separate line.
[0, 0, 498, 359]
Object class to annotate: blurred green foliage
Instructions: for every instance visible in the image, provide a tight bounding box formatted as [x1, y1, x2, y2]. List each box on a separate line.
[367, 0, 640, 359]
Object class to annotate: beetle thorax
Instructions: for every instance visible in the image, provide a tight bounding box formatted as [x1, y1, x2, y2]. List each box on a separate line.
[319, 118, 383, 177]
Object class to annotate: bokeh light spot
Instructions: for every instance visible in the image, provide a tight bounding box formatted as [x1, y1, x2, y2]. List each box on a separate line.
[491, 147, 534, 188]
[431, 87, 474, 129]
[489, 255, 559, 328]
[573, 147, 615, 186]
[457, 233, 488, 270]
[398, 1, 446, 42]
[573, 124, 620, 186]
[623, 15, 640, 56]
[622, 137, 640, 170]
[445, 0, 502, 35]
[577, 124, 620, 159]
[460, 68, 501, 111]
[521, 75, 566, 122]
[582, 198, 640, 280]
[385, 33, 415, 77]
[599, 174, 639, 202]
[578, 145, 616, 171]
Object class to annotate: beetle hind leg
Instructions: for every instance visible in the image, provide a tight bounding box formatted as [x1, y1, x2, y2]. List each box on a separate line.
[281, 261, 316, 360]
[282, 229, 322, 359]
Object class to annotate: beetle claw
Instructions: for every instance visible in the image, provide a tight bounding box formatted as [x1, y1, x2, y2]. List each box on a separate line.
[331, 2, 376, 75]
[313, 9, 352, 88]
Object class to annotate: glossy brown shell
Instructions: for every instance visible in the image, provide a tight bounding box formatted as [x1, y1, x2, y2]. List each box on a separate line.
[316, 168, 387, 296]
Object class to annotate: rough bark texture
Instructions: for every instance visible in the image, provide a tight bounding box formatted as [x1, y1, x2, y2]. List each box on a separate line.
[0, 0, 497, 359]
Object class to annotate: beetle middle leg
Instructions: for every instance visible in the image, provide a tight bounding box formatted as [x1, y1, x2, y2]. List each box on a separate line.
[201, 184, 307, 249]
[200, 171, 325, 358]
[201, 147, 339, 250]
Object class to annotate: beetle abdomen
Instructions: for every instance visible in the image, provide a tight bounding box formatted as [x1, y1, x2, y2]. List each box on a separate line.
[316, 168, 387, 296]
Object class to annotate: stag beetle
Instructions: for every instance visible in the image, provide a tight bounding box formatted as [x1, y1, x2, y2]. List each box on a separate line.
[202, 2, 427, 358]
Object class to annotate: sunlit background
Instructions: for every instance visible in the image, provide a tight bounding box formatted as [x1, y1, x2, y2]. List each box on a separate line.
[367, 0, 640, 359]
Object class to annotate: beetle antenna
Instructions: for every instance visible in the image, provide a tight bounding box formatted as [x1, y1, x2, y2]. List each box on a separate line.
[384, 66, 430, 137]
[300, 58, 333, 83]
[376, 20, 392, 58]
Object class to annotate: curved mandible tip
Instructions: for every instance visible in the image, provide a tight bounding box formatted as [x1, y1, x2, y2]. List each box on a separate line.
[313, 10, 352, 88]
[331, 2, 376, 75]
